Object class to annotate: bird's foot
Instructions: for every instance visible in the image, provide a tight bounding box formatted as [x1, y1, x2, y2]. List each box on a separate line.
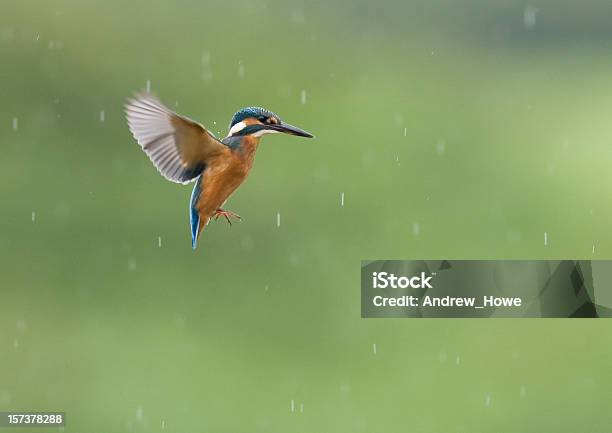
[213, 209, 242, 226]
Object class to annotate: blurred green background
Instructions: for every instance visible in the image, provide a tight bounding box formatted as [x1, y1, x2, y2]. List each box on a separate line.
[2, 0, 612, 431]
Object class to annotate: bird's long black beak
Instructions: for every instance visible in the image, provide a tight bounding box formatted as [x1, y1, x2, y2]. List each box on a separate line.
[267, 122, 314, 138]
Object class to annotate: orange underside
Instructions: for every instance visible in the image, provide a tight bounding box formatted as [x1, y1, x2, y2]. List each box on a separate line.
[195, 135, 259, 239]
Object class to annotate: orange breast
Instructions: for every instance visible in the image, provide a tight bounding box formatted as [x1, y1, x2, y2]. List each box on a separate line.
[196, 136, 259, 222]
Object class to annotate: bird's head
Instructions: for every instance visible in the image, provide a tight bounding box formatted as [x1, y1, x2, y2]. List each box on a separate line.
[227, 107, 314, 139]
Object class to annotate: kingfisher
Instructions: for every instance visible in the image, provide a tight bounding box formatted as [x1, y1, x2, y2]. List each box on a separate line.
[125, 92, 313, 249]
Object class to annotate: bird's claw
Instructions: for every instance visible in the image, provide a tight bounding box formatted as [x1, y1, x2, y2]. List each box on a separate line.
[213, 209, 242, 226]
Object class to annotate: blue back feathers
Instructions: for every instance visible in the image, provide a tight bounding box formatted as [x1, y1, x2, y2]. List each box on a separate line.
[229, 107, 279, 128]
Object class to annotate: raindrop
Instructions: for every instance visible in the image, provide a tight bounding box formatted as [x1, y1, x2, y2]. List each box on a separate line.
[31, 211, 36, 222]
[485, 395, 491, 407]
[99, 110, 105, 123]
[290, 9, 305, 24]
[300, 403, 304, 413]
[455, 355, 460, 365]
[136, 406, 143, 422]
[238, 63, 245, 79]
[412, 223, 420, 236]
[436, 140, 446, 155]
[372, 343, 377, 355]
[161, 420, 166, 429]
[202, 69, 213, 82]
[128, 258, 136, 271]
[201, 50, 211, 66]
[523, 5, 538, 30]
[592, 244, 595, 254]
[146, 80, 151, 92]
[16, 319, 26, 332]
[158, 236, 162, 248]
[403, 127, 407, 137]
[340, 192, 345, 207]
[544, 231, 548, 246]
[300, 89, 307, 105]
[520, 385, 527, 397]
[290, 399, 295, 413]
[12, 117, 18, 131]
[276, 212, 281, 227]
[36, 33, 40, 41]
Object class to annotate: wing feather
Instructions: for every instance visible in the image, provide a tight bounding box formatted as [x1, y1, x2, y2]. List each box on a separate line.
[125, 92, 227, 184]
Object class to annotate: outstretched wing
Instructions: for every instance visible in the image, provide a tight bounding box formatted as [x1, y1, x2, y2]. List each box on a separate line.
[125, 93, 227, 184]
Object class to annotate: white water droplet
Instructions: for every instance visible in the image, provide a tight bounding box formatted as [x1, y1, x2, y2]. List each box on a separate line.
[16, 319, 26, 332]
[158, 236, 162, 248]
[201, 50, 211, 66]
[373, 343, 377, 355]
[136, 406, 143, 422]
[99, 110, 105, 123]
[276, 212, 281, 227]
[238, 63, 245, 79]
[12, 117, 18, 131]
[161, 420, 166, 429]
[412, 223, 420, 236]
[300, 89, 307, 105]
[290, 399, 295, 412]
[300, 403, 304, 413]
[146, 80, 151, 92]
[455, 356, 460, 365]
[485, 395, 491, 407]
[592, 244, 595, 254]
[31, 211, 36, 222]
[544, 231, 548, 246]
[340, 192, 345, 207]
[403, 127, 407, 137]
[523, 5, 538, 29]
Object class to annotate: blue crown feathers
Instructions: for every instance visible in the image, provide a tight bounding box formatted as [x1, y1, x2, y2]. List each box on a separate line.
[229, 107, 279, 128]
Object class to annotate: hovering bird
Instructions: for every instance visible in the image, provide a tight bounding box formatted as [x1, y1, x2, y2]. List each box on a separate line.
[125, 92, 313, 249]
